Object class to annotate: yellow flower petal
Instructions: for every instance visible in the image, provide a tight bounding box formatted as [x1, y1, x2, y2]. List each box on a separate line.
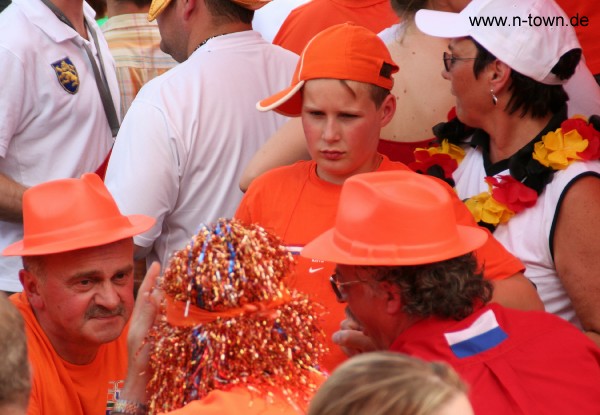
[532, 142, 551, 167]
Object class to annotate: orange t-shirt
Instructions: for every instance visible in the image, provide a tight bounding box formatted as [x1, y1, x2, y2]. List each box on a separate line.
[10, 293, 128, 415]
[555, 0, 600, 75]
[162, 384, 319, 415]
[273, 0, 399, 55]
[235, 157, 523, 372]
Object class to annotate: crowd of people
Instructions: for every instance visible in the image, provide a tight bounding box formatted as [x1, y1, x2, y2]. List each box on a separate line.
[1, 0, 600, 413]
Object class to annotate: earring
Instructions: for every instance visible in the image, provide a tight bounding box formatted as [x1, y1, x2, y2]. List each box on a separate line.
[491, 89, 498, 106]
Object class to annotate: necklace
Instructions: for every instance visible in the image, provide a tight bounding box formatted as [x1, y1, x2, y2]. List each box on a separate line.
[194, 33, 228, 51]
[409, 111, 600, 231]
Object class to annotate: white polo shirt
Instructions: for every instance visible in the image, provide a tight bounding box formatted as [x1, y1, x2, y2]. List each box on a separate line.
[0, 0, 118, 292]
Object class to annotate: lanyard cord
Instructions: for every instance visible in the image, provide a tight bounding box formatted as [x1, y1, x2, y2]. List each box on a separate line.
[39, 0, 120, 137]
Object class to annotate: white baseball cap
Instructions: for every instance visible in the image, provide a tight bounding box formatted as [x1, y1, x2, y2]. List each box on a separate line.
[415, 0, 580, 85]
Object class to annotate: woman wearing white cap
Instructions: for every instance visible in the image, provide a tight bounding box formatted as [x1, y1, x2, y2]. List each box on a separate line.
[415, 0, 600, 347]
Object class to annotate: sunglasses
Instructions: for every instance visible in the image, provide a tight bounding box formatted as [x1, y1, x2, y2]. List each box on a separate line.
[443, 51, 477, 72]
[329, 274, 368, 302]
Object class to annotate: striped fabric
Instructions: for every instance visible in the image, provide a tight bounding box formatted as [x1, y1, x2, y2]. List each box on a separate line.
[102, 13, 177, 118]
[444, 309, 508, 358]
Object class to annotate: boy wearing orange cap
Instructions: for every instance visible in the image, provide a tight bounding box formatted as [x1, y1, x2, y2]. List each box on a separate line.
[2, 174, 156, 415]
[302, 170, 600, 414]
[235, 22, 542, 372]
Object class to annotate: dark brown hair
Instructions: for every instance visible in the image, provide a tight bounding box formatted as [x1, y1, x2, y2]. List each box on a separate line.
[204, 0, 253, 25]
[472, 38, 580, 118]
[362, 253, 492, 320]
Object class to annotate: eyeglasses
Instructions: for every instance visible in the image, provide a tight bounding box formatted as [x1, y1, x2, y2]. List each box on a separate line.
[443, 51, 477, 72]
[329, 274, 368, 302]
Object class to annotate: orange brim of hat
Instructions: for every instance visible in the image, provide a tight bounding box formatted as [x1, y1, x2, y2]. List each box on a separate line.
[148, 0, 172, 21]
[2, 215, 155, 256]
[301, 224, 488, 266]
[149, 0, 271, 20]
[256, 80, 305, 116]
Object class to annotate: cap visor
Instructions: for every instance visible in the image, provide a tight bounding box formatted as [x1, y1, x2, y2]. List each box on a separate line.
[257, 81, 304, 117]
[415, 9, 469, 38]
[302, 225, 488, 266]
[2, 215, 155, 256]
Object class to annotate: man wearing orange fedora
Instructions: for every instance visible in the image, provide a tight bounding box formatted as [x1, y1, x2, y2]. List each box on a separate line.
[302, 170, 600, 414]
[2, 173, 156, 415]
[104, 0, 298, 276]
[236, 22, 542, 371]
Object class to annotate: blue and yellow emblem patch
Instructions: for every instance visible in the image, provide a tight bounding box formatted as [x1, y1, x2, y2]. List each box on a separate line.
[51, 57, 79, 94]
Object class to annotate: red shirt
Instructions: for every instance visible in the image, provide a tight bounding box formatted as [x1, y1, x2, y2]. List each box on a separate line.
[391, 303, 600, 414]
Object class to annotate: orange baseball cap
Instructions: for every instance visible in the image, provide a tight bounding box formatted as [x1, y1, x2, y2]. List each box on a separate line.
[148, 0, 271, 21]
[3, 174, 155, 256]
[257, 22, 399, 117]
[301, 171, 488, 265]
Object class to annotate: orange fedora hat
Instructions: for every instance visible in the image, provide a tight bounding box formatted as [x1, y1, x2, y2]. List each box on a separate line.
[301, 171, 487, 265]
[257, 22, 399, 117]
[3, 173, 155, 256]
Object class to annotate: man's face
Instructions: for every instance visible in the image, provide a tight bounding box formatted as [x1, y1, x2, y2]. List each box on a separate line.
[332, 264, 393, 350]
[29, 239, 135, 360]
[301, 79, 395, 185]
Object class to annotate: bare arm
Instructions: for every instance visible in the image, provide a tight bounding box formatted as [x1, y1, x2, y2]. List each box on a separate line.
[117, 262, 163, 407]
[554, 176, 600, 348]
[239, 118, 309, 192]
[0, 172, 26, 222]
[490, 272, 545, 311]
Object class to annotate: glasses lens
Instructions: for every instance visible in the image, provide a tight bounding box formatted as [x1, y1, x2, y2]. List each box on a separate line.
[443, 52, 451, 72]
[330, 275, 344, 301]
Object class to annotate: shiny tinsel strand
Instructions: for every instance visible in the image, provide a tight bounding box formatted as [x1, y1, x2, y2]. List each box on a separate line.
[146, 219, 328, 414]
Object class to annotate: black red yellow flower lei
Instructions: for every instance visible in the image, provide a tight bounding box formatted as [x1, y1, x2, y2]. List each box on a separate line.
[410, 111, 600, 230]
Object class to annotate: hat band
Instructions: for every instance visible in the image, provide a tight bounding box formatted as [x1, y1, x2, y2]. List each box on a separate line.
[166, 294, 290, 327]
[331, 229, 461, 260]
[21, 215, 134, 251]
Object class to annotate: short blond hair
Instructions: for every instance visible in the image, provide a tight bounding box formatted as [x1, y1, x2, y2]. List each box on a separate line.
[308, 352, 467, 415]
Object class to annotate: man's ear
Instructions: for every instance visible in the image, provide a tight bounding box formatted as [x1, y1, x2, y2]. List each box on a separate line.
[378, 281, 402, 315]
[182, 0, 197, 21]
[379, 93, 397, 128]
[19, 269, 44, 310]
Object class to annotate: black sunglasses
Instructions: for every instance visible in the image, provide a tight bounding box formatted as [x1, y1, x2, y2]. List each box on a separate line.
[443, 51, 477, 72]
[329, 274, 367, 302]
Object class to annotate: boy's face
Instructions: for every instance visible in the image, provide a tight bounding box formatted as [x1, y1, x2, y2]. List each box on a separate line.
[301, 79, 395, 185]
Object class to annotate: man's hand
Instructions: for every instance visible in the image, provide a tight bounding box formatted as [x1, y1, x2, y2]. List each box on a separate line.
[331, 308, 377, 357]
[121, 262, 163, 403]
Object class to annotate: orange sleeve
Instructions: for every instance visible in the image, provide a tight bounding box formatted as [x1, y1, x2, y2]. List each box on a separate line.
[234, 192, 253, 225]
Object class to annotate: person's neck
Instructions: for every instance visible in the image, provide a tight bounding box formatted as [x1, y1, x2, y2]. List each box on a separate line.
[187, 21, 252, 57]
[106, 1, 149, 18]
[484, 110, 552, 163]
[35, 313, 99, 365]
[387, 314, 423, 348]
[49, 0, 87, 39]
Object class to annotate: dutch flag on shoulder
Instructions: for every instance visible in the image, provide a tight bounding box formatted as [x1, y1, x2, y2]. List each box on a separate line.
[444, 309, 508, 358]
[286, 245, 303, 256]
